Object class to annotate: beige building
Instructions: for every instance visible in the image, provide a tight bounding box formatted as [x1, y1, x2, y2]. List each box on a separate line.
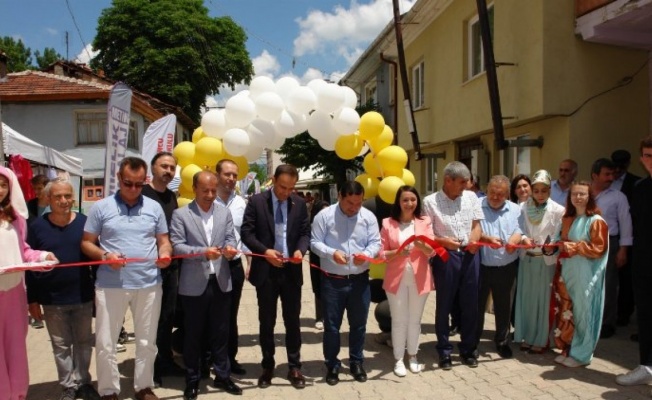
[341, 0, 651, 193]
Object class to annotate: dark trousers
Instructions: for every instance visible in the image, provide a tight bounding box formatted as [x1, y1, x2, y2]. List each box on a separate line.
[617, 246, 635, 323]
[155, 265, 178, 369]
[321, 271, 370, 369]
[256, 268, 302, 370]
[228, 258, 245, 363]
[431, 250, 480, 358]
[181, 276, 231, 385]
[603, 236, 620, 327]
[633, 271, 652, 366]
[476, 260, 518, 346]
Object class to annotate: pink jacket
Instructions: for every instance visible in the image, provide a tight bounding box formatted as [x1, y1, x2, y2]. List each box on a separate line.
[380, 216, 435, 295]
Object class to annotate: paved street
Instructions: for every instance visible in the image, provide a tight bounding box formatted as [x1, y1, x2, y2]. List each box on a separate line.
[26, 259, 651, 399]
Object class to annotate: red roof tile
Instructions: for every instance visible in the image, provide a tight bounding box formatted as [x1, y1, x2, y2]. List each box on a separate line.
[0, 70, 111, 101]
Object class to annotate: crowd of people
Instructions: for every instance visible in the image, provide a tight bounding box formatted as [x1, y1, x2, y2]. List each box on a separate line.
[1, 136, 652, 400]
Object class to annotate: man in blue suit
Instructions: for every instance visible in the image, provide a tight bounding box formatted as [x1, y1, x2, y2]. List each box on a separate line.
[241, 164, 310, 389]
[170, 171, 240, 400]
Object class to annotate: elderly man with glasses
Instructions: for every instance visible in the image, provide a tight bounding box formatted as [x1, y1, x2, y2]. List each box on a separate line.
[81, 157, 173, 400]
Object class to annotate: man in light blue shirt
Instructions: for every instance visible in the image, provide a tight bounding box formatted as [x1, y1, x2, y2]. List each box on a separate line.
[476, 175, 523, 359]
[550, 159, 578, 206]
[81, 157, 172, 400]
[311, 181, 381, 386]
[591, 158, 633, 339]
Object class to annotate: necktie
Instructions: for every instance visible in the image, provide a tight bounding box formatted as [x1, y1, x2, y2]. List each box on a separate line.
[275, 201, 284, 223]
[274, 201, 284, 253]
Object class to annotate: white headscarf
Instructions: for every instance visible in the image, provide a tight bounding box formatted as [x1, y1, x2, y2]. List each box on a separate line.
[0, 166, 29, 219]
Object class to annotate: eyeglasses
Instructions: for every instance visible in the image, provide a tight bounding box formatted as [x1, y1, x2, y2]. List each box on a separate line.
[121, 180, 145, 189]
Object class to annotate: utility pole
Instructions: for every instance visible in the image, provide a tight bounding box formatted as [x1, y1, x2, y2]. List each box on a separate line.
[65, 31, 69, 61]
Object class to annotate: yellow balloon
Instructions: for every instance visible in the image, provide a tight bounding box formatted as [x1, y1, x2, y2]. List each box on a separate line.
[354, 173, 379, 199]
[358, 111, 385, 141]
[177, 197, 193, 208]
[194, 137, 224, 169]
[178, 184, 194, 199]
[173, 141, 195, 168]
[378, 176, 405, 204]
[363, 153, 382, 178]
[377, 145, 408, 177]
[335, 133, 364, 160]
[192, 127, 206, 143]
[232, 156, 250, 180]
[402, 169, 416, 187]
[368, 125, 394, 154]
[181, 164, 203, 191]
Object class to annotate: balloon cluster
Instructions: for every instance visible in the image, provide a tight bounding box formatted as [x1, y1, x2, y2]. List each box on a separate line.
[172, 75, 410, 206]
[351, 112, 411, 204]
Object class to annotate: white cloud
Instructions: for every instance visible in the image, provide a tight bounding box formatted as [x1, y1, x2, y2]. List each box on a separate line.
[74, 44, 98, 64]
[252, 50, 281, 77]
[293, 0, 417, 62]
[45, 28, 58, 36]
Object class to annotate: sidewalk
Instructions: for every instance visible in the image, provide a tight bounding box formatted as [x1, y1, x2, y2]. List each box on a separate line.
[26, 259, 651, 399]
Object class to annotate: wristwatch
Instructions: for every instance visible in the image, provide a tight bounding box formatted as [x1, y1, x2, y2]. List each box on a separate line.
[102, 251, 109, 261]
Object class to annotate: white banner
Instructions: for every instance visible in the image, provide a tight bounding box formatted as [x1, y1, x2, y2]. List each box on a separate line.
[142, 114, 177, 181]
[103, 82, 133, 196]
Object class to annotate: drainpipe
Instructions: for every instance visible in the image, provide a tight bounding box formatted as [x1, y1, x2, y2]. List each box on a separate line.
[380, 53, 398, 143]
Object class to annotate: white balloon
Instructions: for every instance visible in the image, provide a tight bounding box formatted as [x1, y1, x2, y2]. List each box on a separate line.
[274, 110, 297, 138]
[201, 109, 228, 138]
[275, 76, 300, 101]
[235, 89, 250, 97]
[289, 111, 308, 136]
[249, 76, 276, 100]
[307, 110, 334, 141]
[342, 85, 358, 109]
[318, 132, 337, 151]
[332, 107, 361, 136]
[307, 79, 328, 98]
[269, 130, 287, 150]
[255, 91, 285, 121]
[243, 144, 264, 162]
[222, 128, 250, 157]
[316, 83, 346, 114]
[286, 86, 317, 115]
[225, 95, 256, 128]
[247, 119, 276, 148]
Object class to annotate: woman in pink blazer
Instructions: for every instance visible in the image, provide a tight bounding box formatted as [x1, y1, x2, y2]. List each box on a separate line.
[380, 186, 435, 377]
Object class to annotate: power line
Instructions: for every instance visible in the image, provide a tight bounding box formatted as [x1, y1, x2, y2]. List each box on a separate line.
[64, 0, 91, 62]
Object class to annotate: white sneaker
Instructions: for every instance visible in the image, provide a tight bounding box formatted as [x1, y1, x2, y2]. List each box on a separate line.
[554, 355, 567, 364]
[116, 343, 127, 353]
[315, 321, 324, 330]
[408, 356, 422, 373]
[616, 365, 652, 386]
[394, 359, 407, 377]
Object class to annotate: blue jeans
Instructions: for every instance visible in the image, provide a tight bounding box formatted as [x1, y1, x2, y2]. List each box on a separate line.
[321, 272, 370, 369]
[42, 301, 94, 389]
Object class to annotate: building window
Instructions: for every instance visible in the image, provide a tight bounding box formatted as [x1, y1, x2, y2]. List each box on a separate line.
[76, 111, 138, 150]
[425, 155, 437, 194]
[468, 5, 494, 79]
[501, 134, 531, 177]
[412, 61, 425, 109]
[365, 81, 377, 104]
[83, 178, 105, 201]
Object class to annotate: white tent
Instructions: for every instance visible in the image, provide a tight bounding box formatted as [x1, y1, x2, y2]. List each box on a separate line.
[2, 122, 83, 176]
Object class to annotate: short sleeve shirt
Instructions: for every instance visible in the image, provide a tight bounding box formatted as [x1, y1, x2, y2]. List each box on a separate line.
[423, 189, 484, 246]
[84, 193, 168, 289]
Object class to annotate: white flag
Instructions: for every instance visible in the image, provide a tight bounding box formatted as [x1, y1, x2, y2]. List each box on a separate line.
[103, 82, 132, 196]
[142, 114, 177, 181]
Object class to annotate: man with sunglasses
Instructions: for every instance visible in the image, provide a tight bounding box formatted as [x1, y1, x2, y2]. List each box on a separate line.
[550, 159, 578, 206]
[82, 157, 173, 400]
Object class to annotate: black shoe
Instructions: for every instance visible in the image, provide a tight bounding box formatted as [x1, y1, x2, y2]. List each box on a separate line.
[496, 344, 513, 359]
[438, 357, 453, 370]
[230, 360, 246, 376]
[461, 355, 478, 368]
[287, 368, 306, 389]
[258, 368, 273, 389]
[325, 367, 339, 386]
[213, 376, 242, 395]
[350, 364, 367, 382]
[600, 325, 616, 339]
[76, 383, 101, 400]
[183, 385, 199, 400]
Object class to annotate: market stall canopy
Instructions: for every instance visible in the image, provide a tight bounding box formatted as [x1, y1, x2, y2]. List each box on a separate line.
[2, 122, 83, 176]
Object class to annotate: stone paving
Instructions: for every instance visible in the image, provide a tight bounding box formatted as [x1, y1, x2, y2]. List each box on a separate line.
[26, 259, 652, 399]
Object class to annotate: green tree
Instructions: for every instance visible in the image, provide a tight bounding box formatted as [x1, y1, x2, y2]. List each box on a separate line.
[0, 37, 32, 72]
[34, 47, 62, 69]
[91, 0, 254, 122]
[247, 163, 267, 195]
[277, 100, 382, 188]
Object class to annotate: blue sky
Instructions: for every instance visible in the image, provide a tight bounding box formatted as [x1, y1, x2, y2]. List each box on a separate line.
[0, 0, 416, 101]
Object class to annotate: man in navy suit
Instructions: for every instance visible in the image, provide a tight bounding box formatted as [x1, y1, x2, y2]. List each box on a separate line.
[170, 171, 240, 400]
[241, 164, 310, 389]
